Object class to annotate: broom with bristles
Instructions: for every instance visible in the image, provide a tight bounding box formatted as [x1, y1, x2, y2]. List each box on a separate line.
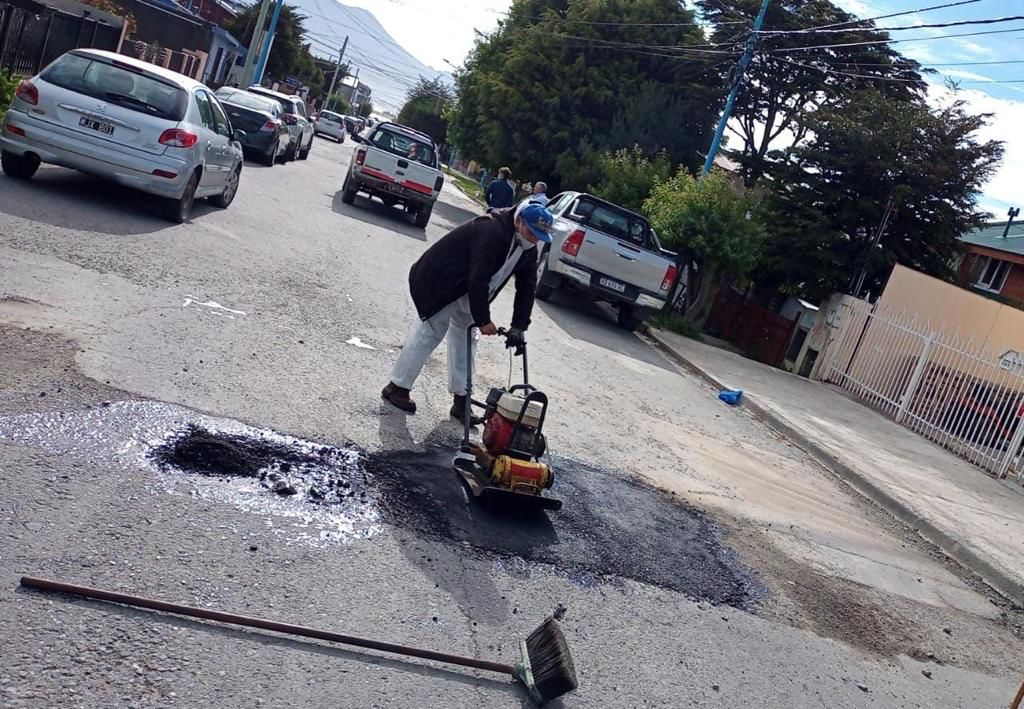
[19, 576, 577, 705]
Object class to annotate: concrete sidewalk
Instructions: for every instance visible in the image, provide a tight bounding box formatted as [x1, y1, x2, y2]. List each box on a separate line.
[648, 328, 1024, 606]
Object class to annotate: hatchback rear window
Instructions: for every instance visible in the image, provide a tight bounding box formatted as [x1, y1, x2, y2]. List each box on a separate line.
[215, 88, 276, 114]
[42, 52, 187, 121]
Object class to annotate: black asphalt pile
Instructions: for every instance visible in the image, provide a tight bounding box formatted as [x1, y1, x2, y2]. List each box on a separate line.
[149, 425, 368, 505]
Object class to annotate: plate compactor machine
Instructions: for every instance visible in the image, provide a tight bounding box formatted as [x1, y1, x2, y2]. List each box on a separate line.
[453, 325, 562, 511]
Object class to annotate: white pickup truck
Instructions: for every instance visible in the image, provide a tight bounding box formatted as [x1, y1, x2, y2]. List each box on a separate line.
[341, 121, 443, 228]
[536, 192, 678, 331]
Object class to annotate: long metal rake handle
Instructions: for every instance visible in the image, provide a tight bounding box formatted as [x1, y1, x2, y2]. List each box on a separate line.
[19, 576, 515, 675]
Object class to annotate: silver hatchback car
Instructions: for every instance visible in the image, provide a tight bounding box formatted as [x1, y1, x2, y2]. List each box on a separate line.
[1, 49, 244, 222]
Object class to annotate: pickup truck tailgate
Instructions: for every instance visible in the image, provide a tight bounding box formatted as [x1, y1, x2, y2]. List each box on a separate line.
[573, 227, 670, 293]
[363, 147, 437, 197]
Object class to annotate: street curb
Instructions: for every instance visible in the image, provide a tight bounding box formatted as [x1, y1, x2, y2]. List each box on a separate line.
[643, 325, 1024, 608]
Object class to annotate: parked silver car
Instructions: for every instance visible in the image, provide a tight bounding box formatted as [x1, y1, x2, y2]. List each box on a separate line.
[0, 49, 244, 222]
[246, 86, 313, 161]
[313, 109, 346, 142]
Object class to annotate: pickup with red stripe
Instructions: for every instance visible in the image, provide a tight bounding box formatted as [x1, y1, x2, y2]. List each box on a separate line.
[341, 121, 444, 229]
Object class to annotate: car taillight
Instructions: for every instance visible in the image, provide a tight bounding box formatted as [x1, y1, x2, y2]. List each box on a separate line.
[355, 148, 366, 166]
[15, 80, 38, 106]
[434, 175, 444, 191]
[661, 264, 677, 291]
[5, 123, 25, 136]
[283, 113, 298, 126]
[158, 128, 198, 148]
[562, 229, 585, 257]
[260, 120, 279, 132]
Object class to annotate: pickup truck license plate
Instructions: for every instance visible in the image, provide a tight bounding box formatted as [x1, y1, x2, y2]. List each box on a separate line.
[79, 117, 114, 135]
[599, 277, 626, 293]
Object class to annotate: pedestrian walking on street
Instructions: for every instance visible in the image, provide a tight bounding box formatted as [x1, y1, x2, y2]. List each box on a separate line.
[484, 166, 515, 210]
[381, 203, 554, 420]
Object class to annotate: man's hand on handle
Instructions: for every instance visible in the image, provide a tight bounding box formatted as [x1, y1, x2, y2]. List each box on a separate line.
[479, 322, 498, 336]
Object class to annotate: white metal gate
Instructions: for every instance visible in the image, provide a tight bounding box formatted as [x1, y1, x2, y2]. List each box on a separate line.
[823, 301, 1024, 480]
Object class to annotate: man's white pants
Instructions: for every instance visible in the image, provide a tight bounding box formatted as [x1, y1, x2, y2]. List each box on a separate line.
[389, 295, 479, 396]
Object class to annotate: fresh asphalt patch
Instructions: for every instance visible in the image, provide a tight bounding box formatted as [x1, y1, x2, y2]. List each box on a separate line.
[1, 402, 763, 609]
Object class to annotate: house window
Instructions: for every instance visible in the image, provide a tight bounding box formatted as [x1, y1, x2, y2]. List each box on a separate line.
[974, 256, 1012, 293]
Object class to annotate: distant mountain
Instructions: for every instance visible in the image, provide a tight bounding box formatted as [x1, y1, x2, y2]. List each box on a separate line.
[286, 0, 450, 113]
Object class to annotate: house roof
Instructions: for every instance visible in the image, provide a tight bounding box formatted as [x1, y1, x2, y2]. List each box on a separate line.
[961, 221, 1024, 257]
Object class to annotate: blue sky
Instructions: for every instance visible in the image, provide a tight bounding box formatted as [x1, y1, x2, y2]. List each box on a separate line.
[350, 0, 1019, 216]
[833, 0, 1023, 216]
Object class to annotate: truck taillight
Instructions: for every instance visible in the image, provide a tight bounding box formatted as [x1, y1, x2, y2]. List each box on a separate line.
[15, 80, 38, 106]
[562, 229, 585, 257]
[434, 175, 444, 191]
[355, 148, 366, 166]
[158, 128, 198, 148]
[661, 264, 677, 291]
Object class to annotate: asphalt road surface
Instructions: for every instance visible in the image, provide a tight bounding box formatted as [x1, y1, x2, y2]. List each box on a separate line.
[1, 138, 1022, 708]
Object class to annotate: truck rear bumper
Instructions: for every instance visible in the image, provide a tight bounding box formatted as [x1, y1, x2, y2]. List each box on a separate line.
[352, 166, 435, 204]
[554, 257, 667, 309]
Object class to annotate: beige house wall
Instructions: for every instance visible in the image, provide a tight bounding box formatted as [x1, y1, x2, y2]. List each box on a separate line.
[878, 264, 1024, 358]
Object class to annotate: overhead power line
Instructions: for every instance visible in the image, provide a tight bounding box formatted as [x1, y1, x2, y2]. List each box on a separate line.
[793, 0, 982, 32]
[757, 15, 1024, 35]
[770, 25, 1024, 53]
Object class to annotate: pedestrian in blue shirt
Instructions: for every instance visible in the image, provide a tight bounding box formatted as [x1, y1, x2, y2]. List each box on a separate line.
[485, 166, 515, 210]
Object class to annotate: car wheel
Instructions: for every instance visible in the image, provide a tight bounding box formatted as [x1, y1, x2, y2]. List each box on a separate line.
[263, 143, 277, 166]
[616, 305, 647, 332]
[341, 172, 358, 204]
[414, 202, 432, 228]
[299, 137, 311, 160]
[162, 170, 199, 223]
[210, 164, 241, 208]
[1, 150, 40, 179]
[283, 140, 297, 162]
[535, 247, 557, 301]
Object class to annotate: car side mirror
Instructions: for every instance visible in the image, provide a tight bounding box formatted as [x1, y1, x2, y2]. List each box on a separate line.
[232, 129, 247, 142]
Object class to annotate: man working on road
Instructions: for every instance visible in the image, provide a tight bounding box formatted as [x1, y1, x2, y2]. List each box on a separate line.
[485, 167, 515, 210]
[382, 203, 554, 421]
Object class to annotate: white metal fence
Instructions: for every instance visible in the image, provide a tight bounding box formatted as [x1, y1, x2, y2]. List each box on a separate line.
[823, 300, 1024, 480]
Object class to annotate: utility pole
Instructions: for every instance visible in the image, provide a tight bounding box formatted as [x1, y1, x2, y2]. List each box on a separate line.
[350, 66, 360, 113]
[700, 0, 771, 177]
[253, 0, 284, 86]
[850, 198, 897, 298]
[1004, 206, 1020, 237]
[325, 36, 348, 111]
[239, 0, 273, 87]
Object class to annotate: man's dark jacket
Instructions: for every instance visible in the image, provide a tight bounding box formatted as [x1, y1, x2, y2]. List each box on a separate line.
[485, 178, 514, 209]
[409, 209, 537, 330]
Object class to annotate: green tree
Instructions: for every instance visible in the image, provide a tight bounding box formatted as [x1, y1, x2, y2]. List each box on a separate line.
[758, 90, 1004, 301]
[226, 6, 324, 95]
[448, 0, 723, 191]
[356, 101, 373, 118]
[645, 170, 765, 325]
[589, 146, 671, 213]
[327, 94, 351, 114]
[397, 77, 453, 144]
[698, 0, 928, 185]
[0, 71, 19, 121]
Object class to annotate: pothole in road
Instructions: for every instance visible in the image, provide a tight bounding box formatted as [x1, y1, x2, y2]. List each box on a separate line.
[1, 402, 763, 609]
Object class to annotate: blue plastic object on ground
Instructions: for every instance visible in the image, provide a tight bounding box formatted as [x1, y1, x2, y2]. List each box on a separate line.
[718, 389, 743, 406]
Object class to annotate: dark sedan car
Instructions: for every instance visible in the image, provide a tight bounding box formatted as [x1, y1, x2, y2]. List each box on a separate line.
[214, 87, 290, 166]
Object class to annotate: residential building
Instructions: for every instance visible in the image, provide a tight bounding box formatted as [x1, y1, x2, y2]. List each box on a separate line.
[339, 75, 371, 109]
[957, 220, 1024, 304]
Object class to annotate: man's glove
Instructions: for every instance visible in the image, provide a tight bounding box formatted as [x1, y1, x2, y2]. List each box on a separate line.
[504, 327, 526, 355]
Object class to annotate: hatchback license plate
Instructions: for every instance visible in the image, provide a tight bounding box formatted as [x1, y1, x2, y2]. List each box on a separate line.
[599, 277, 626, 293]
[79, 117, 114, 135]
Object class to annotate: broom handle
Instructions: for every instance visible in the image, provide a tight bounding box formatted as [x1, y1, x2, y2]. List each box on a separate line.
[20, 576, 516, 675]
[1011, 678, 1024, 709]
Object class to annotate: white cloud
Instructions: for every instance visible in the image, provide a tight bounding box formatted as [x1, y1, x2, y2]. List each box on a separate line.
[928, 84, 1024, 216]
[951, 40, 998, 59]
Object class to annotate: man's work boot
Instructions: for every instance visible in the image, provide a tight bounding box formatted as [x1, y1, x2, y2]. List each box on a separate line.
[450, 395, 483, 426]
[382, 382, 416, 413]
